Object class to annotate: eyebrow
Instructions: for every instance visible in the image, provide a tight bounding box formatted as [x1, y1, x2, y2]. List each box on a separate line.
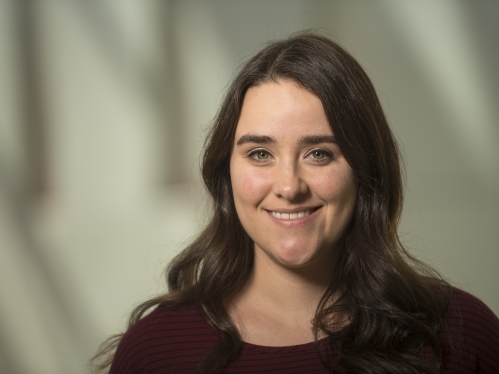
[298, 135, 337, 145]
[236, 134, 276, 145]
[236, 134, 337, 146]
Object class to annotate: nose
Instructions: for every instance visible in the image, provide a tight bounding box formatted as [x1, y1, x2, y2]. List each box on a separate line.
[272, 161, 308, 201]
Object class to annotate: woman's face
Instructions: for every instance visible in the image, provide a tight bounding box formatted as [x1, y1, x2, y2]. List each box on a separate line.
[230, 80, 358, 270]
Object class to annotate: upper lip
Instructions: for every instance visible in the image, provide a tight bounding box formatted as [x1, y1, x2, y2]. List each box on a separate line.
[265, 206, 321, 214]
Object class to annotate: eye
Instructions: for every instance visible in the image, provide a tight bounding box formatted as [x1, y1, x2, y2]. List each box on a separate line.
[312, 150, 326, 159]
[256, 151, 269, 160]
[247, 149, 272, 161]
[307, 149, 333, 163]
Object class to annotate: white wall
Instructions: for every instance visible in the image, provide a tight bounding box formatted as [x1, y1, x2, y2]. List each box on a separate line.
[0, 1, 497, 373]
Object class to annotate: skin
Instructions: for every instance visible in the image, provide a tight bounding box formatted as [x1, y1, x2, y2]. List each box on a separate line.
[229, 79, 358, 346]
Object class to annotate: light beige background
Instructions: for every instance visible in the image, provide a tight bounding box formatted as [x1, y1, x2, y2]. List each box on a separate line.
[0, 1, 497, 373]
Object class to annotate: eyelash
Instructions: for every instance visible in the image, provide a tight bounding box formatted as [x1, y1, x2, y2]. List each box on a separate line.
[306, 149, 333, 163]
[246, 148, 334, 163]
[247, 149, 272, 162]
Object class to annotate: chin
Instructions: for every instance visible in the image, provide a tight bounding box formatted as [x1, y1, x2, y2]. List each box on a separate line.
[275, 256, 312, 268]
[264, 243, 322, 268]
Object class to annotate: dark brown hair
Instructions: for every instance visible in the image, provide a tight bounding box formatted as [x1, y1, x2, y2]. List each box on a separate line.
[92, 32, 450, 374]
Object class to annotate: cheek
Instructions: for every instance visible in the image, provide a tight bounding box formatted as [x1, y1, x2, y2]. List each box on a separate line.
[313, 169, 358, 206]
[230, 166, 270, 205]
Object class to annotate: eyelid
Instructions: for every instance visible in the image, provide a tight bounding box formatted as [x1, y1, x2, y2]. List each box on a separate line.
[246, 148, 274, 161]
[305, 148, 334, 162]
[245, 147, 334, 162]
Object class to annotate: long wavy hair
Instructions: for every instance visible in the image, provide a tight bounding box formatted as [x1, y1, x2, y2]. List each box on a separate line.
[92, 33, 450, 374]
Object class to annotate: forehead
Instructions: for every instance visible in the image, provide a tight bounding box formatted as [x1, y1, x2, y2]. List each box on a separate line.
[235, 80, 333, 140]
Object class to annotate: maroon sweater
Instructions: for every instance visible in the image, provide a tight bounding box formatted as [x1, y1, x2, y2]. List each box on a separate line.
[110, 288, 499, 373]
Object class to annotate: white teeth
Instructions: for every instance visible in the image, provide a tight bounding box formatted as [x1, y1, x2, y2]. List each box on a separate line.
[270, 210, 312, 220]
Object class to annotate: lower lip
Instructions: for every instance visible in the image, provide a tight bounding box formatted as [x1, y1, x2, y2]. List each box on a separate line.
[266, 208, 321, 228]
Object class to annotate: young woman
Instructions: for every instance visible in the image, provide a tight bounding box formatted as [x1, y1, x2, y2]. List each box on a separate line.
[94, 33, 499, 374]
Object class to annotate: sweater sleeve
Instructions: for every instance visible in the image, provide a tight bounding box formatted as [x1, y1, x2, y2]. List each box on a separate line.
[109, 312, 156, 374]
[108, 303, 220, 374]
[444, 288, 499, 373]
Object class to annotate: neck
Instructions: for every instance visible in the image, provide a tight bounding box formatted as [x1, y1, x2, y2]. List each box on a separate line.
[231, 243, 340, 323]
[256, 249, 334, 309]
[227, 245, 340, 345]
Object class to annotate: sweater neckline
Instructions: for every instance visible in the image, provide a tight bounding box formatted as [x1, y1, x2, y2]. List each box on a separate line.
[240, 336, 333, 353]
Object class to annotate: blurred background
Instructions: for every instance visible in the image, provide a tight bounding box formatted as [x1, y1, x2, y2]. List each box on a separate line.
[0, 1, 498, 373]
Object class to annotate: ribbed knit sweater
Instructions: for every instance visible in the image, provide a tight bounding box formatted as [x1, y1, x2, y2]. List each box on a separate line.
[110, 288, 499, 373]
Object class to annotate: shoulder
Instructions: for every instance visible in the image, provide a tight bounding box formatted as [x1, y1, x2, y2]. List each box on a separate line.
[109, 302, 220, 374]
[446, 287, 499, 334]
[441, 287, 499, 373]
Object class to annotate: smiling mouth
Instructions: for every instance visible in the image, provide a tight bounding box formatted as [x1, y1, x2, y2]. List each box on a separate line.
[267, 207, 320, 220]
